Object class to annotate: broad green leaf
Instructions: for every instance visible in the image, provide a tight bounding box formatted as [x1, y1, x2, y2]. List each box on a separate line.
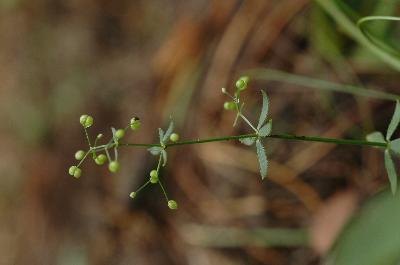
[389, 138, 400, 155]
[256, 139, 268, 179]
[148, 147, 162, 156]
[386, 100, 400, 141]
[329, 190, 400, 265]
[366, 131, 386, 143]
[158, 128, 164, 143]
[239, 137, 256, 146]
[163, 120, 174, 143]
[161, 150, 168, 167]
[258, 119, 272, 137]
[257, 90, 269, 130]
[384, 149, 397, 194]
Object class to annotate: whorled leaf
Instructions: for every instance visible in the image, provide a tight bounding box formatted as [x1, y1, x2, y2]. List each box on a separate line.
[163, 120, 174, 143]
[158, 128, 165, 143]
[148, 147, 162, 156]
[239, 137, 256, 146]
[389, 138, 400, 155]
[258, 119, 272, 137]
[366, 131, 386, 143]
[256, 139, 268, 179]
[257, 90, 269, 130]
[386, 100, 400, 141]
[161, 150, 168, 167]
[384, 149, 398, 194]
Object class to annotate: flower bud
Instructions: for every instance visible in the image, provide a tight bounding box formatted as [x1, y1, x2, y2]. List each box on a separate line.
[108, 161, 120, 173]
[95, 154, 107, 165]
[80, 114, 93, 128]
[130, 117, 141, 131]
[168, 200, 178, 210]
[169, 133, 180, 142]
[74, 150, 85, 160]
[115, 129, 125, 139]
[223, 101, 235, 110]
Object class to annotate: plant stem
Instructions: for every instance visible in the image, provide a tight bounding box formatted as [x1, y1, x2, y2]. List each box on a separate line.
[91, 133, 386, 151]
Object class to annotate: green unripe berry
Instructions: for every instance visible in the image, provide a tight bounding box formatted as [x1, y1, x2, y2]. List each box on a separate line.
[73, 168, 82, 178]
[129, 192, 136, 199]
[96, 133, 103, 139]
[130, 117, 141, 131]
[150, 170, 158, 183]
[68, 166, 81, 178]
[115, 129, 125, 139]
[169, 133, 180, 142]
[108, 161, 120, 173]
[80, 114, 93, 128]
[74, 150, 85, 160]
[224, 101, 235, 110]
[95, 154, 107, 165]
[150, 169, 158, 178]
[168, 200, 178, 210]
[68, 166, 77, 175]
[235, 76, 249, 91]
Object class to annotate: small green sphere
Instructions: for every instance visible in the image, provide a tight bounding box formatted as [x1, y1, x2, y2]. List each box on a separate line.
[235, 76, 249, 91]
[149, 170, 158, 183]
[169, 133, 180, 142]
[150, 170, 158, 178]
[95, 154, 107, 165]
[129, 192, 136, 199]
[130, 117, 141, 131]
[68, 166, 77, 176]
[108, 161, 120, 173]
[74, 150, 85, 160]
[223, 101, 235, 110]
[168, 200, 178, 210]
[68, 166, 81, 178]
[73, 168, 82, 178]
[115, 129, 125, 139]
[80, 114, 93, 128]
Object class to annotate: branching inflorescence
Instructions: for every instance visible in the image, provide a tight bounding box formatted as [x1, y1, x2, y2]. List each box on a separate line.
[69, 76, 400, 210]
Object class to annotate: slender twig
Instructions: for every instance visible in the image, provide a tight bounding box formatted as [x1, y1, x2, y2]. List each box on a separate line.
[88, 133, 386, 153]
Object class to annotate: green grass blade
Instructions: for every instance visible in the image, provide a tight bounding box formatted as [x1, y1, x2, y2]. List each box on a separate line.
[245, 68, 399, 101]
[315, 0, 400, 71]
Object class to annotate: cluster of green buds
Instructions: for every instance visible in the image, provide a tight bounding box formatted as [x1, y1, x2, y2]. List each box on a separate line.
[222, 76, 249, 111]
[68, 114, 141, 179]
[128, 120, 180, 210]
[69, 114, 178, 210]
[222, 76, 272, 179]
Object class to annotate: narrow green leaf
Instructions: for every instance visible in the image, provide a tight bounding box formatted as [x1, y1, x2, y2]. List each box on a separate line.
[111, 127, 116, 137]
[239, 137, 256, 146]
[257, 90, 269, 130]
[258, 119, 272, 137]
[158, 128, 165, 143]
[366, 131, 386, 143]
[384, 149, 397, 194]
[386, 100, 400, 141]
[163, 120, 174, 143]
[148, 147, 162, 156]
[161, 150, 168, 167]
[256, 139, 268, 179]
[389, 138, 400, 155]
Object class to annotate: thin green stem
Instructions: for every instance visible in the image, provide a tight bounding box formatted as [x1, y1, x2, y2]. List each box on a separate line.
[239, 113, 258, 132]
[135, 180, 151, 194]
[158, 179, 169, 202]
[90, 133, 386, 150]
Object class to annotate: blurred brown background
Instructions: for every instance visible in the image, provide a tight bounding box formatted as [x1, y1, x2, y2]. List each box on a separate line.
[1, 0, 400, 264]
